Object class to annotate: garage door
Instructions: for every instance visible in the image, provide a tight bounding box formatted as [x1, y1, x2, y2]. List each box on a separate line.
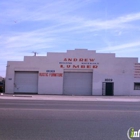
[14, 71, 38, 94]
[63, 72, 92, 95]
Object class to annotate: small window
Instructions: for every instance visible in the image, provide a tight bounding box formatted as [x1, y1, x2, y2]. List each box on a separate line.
[134, 83, 140, 90]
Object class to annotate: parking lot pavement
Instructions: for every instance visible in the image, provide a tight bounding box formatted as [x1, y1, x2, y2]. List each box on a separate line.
[0, 93, 140, 102]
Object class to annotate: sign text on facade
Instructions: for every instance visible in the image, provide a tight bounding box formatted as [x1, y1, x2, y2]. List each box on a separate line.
[59, 58, 99, 69]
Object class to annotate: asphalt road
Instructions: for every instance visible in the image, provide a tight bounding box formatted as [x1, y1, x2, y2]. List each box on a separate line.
[0, 99, 140, 140]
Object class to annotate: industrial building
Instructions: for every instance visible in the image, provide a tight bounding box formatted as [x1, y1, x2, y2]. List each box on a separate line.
[5, 49, 140, 95]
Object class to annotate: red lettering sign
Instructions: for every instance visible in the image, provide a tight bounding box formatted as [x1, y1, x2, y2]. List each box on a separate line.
[81, 65, 85, 68]
[39, 73, 63, 77]
[60, 65, 98, 69]
[87, 65, 91, 68]
[73, 58, 77, 61]
[73, 65, 79, 68]
[93, 65, 98, 68]
[84, 59, 88, 62]
[67, 65, 71, 68]
[63, 58, 96, 62]
[64, 58, 67, 61]
[90, 59, 95, 62]
[79, 58, 83, 61]
[60, 65, 64, 68]
[68, 58, 72, 61]
[39, 73, 48, 76]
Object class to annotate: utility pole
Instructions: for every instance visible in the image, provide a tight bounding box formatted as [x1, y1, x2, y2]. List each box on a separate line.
[32, 51, 38, 56]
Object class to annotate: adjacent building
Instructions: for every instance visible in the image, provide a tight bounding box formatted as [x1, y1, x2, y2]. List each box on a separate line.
[5, 49, 140, 95]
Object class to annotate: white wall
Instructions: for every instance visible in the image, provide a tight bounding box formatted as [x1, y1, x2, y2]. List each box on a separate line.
[5, 49, 140, 95]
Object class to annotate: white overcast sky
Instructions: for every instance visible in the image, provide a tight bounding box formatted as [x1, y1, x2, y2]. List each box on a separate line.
[0, 0, 140, 77]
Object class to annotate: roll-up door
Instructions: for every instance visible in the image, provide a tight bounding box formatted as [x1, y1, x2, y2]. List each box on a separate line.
[14, 71, 38, 94]
[63, 72, 92, 95]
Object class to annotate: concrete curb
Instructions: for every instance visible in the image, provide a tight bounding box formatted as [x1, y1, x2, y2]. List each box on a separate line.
[13, 95, 32, 97]
[0, 94, 140, 102]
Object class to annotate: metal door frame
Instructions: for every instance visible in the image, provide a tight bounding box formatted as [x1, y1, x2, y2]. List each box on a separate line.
[102, 82, 114, 96]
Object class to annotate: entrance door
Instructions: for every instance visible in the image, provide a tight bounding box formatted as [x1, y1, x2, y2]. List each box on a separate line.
[102, 82, 114, 96]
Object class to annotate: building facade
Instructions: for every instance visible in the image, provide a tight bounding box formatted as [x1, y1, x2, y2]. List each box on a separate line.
[5, 49, 140, 95]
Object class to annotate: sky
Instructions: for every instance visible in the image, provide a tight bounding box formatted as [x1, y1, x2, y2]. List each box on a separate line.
[0, 0, 140, 77]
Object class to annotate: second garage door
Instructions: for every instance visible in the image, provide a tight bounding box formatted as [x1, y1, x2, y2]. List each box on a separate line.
[63, 72, 92, 96]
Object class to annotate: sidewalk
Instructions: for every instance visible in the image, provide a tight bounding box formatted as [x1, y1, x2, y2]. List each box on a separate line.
[0, 93, 140, 102]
